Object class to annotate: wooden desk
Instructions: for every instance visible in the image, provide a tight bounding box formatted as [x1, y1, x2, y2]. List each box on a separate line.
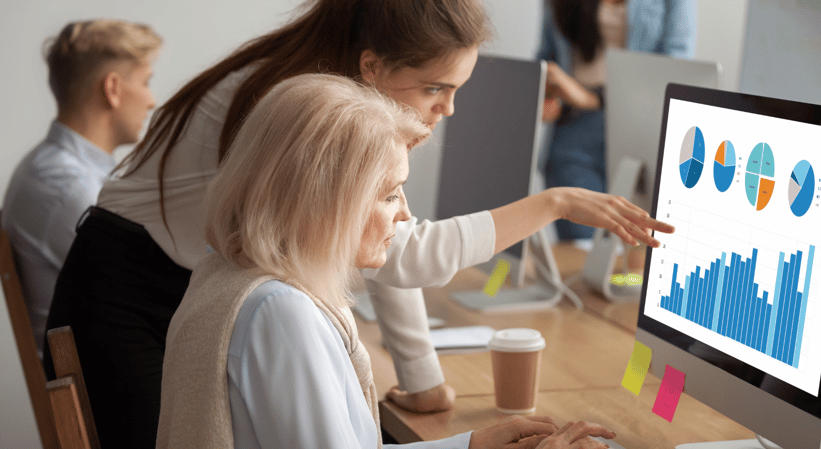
[356, 243, 756, 447]
[379, 385, 754, 447]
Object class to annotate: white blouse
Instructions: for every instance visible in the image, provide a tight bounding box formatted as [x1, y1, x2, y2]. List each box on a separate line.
[227, 280, 473, 449]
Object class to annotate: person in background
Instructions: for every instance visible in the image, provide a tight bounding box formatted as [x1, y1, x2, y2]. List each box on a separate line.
[1, 19, 161, 358]
[158, 72, 619, 449]
[45, 1, 673, 446]
[539, 0, 696, 240]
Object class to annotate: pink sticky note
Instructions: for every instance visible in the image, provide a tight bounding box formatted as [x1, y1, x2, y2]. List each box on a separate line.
[652, 364, 686, 423]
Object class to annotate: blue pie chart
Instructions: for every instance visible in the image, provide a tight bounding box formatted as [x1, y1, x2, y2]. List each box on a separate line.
[713, 140, 735, 192]
[789, 160, 814, 217]
[679, 126, 705, 189]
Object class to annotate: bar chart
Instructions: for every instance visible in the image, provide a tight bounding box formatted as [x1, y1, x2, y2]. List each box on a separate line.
[660, 244, 815, 368]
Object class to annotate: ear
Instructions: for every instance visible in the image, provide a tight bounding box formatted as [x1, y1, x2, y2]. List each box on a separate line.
[102, 71, 122, 109]
[359, 49, 383, 85]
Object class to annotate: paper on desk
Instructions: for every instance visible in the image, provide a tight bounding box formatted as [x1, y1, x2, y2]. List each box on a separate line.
[622, 340, 652, 395]
[652, 364, 686, 423]
[430, 325, 496, 354]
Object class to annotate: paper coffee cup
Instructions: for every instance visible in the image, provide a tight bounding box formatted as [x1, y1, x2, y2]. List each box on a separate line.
[488, 328, 545, 414]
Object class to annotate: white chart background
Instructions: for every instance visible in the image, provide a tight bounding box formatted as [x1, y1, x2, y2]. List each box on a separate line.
[645, 99, 821, 396]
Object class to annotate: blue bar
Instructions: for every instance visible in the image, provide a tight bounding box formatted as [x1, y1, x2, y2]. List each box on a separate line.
[675, 284, 682, 315]
[749, 284, 760, 347]
[766, 253, 785, 356]
[794, 245, 815, 366]
[746, 250, 759, 346]
[689, 272, 697, 321]
[726, 255, 739, 337]
[761, 300, 773, 353]
[691, 266, 702, 321]
[724, 256, 735, 336]
[745, 283, 757, 346]
[719, 264, 732, 335]
[690, 267, 707, 323]
[682, 273, 692, 320]
[733, 257, 745, 339]
[733, 260, 749, 341]
[785, 251, 803, 364]
[711, 253, 728, 332]
[703, 262, 717, 327]
[763, 302, 771, 353]
[777, 256, 797, 362]
[754, 289, 764, 351]
[752, 291, 761, 351]
[774, 259, 791, 360]
[738, 254, 754, 342]
[786, 251, 803, 363]
[693, 270, 709, 323]
[787, 292, 802, 365]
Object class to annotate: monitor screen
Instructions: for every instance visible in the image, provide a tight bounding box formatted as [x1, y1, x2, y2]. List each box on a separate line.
[638, 84, 821, 447]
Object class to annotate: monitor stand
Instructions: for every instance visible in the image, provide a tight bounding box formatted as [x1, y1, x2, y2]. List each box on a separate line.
[582, 156, 645, 302]
[451, 227, 582, 312]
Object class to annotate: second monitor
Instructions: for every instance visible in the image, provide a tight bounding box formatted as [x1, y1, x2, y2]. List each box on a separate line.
[436, 54, 570, 312]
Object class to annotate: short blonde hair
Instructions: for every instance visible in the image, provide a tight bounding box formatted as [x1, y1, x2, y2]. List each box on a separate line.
[45, 19, 162, 109]
[205, 73, 429, 307]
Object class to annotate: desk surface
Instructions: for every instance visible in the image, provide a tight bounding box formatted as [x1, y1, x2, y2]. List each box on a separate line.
[356, 243, 756, 447]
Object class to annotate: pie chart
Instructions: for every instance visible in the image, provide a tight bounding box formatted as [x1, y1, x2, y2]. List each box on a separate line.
[789, 160, 814, 217]
[713, 140, 736, 192]
[679, 126, 705, 189]
[745, 142, 775, 211]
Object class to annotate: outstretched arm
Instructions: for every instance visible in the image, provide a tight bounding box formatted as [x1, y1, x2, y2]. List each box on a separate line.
[491, 187, 673, 255]
[363, 188, 673, 289]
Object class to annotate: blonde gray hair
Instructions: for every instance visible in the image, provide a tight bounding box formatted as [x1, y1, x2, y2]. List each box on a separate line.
[205, 73, 429, 307]
[45, 19, 162, 109]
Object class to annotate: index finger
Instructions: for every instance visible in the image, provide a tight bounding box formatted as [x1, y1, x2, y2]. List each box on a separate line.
[633, 214, 675, 235]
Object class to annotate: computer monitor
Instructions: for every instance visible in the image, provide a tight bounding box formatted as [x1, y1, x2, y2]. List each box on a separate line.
[583, 50, 722, 302]
[638, 83, 821, 448]
[436, 54, 571, 312]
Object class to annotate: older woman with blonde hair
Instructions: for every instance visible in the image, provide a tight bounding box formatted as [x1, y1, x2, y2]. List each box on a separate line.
[157, 73, 617, 448]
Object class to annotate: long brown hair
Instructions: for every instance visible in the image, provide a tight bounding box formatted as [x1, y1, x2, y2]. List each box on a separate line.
[550, 0, 602, 63]
[118, 0, 491, 233]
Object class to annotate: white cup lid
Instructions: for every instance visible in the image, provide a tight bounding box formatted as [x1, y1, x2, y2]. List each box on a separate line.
[488, 328, 545, 353]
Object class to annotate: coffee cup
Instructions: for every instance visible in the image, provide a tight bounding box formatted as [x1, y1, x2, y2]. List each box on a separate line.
[488, 328, 545, 414]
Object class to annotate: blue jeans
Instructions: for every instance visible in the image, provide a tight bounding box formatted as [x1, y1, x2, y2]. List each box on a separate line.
[542, 108, 606, 240]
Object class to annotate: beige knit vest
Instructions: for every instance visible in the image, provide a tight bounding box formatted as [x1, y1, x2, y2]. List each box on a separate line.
[156, 252, 381, 448]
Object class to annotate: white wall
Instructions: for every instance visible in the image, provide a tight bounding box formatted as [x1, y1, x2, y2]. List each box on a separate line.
[0, 0, 304, 202]
[695, 0, 749, 90]
[739, 0, 821, 105]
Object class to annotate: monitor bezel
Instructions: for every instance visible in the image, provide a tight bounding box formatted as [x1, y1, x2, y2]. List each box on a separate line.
[637, 83, 821, 419]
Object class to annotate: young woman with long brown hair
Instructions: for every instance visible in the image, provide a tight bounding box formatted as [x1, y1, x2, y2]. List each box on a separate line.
[44, 1, 673, 447]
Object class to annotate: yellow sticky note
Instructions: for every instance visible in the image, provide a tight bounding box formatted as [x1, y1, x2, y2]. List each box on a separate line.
[622, 340, 652, 396]
[483, 259, 511, 297]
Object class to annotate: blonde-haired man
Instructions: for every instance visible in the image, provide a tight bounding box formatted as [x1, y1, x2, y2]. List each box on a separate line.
[1, 20, 162, 357]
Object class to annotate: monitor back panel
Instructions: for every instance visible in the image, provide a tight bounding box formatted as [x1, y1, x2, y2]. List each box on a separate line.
[606, 49, 720, 210]
[436, 55, 545, 259]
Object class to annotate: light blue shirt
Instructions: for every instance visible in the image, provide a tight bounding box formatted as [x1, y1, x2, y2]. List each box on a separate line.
[1, 120, 115, 356]
[537, 0, 697, 71]
[227, 280, 473, 448]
